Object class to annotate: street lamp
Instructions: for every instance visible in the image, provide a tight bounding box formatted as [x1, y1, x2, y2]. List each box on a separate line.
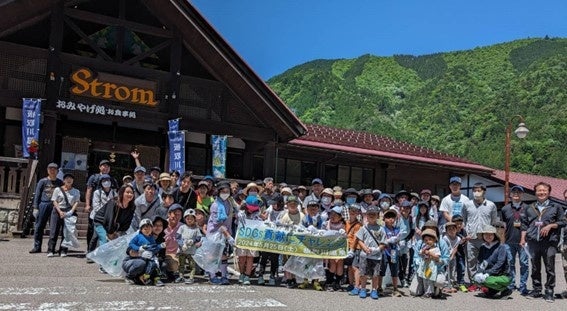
[504, 115, 529, 205]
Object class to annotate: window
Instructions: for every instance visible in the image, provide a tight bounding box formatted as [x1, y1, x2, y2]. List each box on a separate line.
[324, 164, 374, 189]
[186, 145, 207, 176]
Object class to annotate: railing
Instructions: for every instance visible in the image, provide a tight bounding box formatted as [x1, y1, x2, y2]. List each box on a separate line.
[0, 157, 38, 236]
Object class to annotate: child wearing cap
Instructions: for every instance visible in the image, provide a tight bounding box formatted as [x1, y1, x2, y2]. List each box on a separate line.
[176, 209, 202, 284]
[377, 209, 404, 297]
[325, 206, 347, 291]
[123, 218, 166, 286]
[345, 204, 363, 293]
[415, 229, 441, 298]
[235, 196, 262, 285]
[442, 222, 461, 293]
[452, 215, 468, 292]
[353, 206, 386, 299]
[473, 225, 512, 299]
[277, 196, 304, 288]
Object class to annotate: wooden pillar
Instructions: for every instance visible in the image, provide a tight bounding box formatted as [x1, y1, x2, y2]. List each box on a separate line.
[38, 111, 58, 173]
[263, 141, 276, 178]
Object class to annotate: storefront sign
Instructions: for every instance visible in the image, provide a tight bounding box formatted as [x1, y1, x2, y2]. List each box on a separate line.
[70, 68, 158, 106]
[56, 99, 136, 119]
[211, 135, 227, 178]
[235, 220, 348, 259]
[21, 98, 42, 158]
[168, 119, 185, 172]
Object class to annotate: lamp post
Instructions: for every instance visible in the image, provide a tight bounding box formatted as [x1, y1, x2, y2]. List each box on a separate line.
[504, 115, 529, 205]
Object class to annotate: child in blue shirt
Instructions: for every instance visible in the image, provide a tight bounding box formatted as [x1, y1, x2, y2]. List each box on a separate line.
[123, 218, 165, 286]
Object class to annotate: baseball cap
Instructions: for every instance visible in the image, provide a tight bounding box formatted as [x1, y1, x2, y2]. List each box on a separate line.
[330, 206, 344, 215]
[510, 185, 524, 193]
[150, 166, 161, 173]
[420, 189, 432, 195]
[451, 215, 464, 222]
[286, 195, 300, 204]
[139, 218, 153, 228]
[47, 162, 58, 169]
[134, 166, 146, 173]
[449, 176, 462, 184]
[366, 205, 380, 214]
[183, 209, 196, 218]
[99, 159, 110, 166]
[216, 180, 230, 190]
[122, 175, 133, 182]
[197, 180, 209, 188]
[168, 203, 183, 213]
[305, 199, 320, 207]
[311, 178, 323, 185]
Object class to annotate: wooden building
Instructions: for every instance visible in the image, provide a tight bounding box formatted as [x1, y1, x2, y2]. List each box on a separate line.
[0, 0, 493, 196]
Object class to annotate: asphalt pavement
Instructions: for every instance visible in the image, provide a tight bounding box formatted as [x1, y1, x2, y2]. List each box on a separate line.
[0, 237, 566, 310]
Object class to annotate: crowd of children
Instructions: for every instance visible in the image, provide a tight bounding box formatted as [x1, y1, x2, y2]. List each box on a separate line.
[43, 161, 565, 303]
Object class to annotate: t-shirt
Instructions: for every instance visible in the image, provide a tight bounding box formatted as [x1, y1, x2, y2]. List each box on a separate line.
[264, 206, 284, 223]
[439, 194, 470, 218]
[51, 187, 80, 211]
[355, 224, 386, 260]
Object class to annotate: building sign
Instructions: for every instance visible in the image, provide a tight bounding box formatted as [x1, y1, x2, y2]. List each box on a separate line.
[70, 68, 158, 106]
[56, 99, 136, 119]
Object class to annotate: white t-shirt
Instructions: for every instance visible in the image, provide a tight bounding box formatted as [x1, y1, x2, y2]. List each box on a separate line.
[439, 194, 470, 218]
[51, 187, 80, 211]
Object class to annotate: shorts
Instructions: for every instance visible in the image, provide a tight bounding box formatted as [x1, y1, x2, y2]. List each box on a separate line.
[379, 256, 399, 277]
[358, 258, 381, 277]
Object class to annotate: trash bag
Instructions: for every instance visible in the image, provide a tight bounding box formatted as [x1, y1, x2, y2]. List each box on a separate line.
[193, 232, 225, 273]
[86, 231, 136, 277]
[283, 256, 325, 280]
[61, 216, 81, 249]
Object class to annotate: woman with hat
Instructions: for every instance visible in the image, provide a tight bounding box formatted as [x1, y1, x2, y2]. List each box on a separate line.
[157, 172, 173, 195]
[473, 225, 512, 299]
[48, 173, 81, 257]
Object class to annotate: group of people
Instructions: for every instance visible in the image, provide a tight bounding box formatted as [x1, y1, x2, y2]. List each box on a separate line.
[29, 158, 567, 303]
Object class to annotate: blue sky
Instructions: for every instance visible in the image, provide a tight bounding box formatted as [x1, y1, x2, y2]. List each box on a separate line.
[190, 0, 567, 80]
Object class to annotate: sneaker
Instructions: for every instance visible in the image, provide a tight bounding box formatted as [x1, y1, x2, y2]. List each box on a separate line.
[257, 276, 265, 285]
[86, 258, 94, 264]
[184, 278, 194, 284]
[175, 276, 185, 283]
[220, 277, 230, 285]
[313, 281, 323, 291]
[346, 284, 354, 292]
[349, 287, 360, 296]
[468, 284, 478, 292]
[29, 248, 41, 254]
[238, 274, 245, 284]
[499, 288, 513, 299]
[243, 276, 251, 285]
[60, 252, 68, 258]
[286, 279, 297, 289]
[370, 289, 379, 299]
[359, 289, 367, 299]
[528, 290, 543, 299]
[47, 252, 55, 257]
[154, 278, 164, 287]
[210, 276, 222, 285]
[561, 290, 567, 299]
[124, 277, 136, 285]
[298, 280, 310, 289]
[99, 266, 107, 274]
[544, 290, 554, 303]
[459, 284, 469, 292]
[140, 274, 151, 285]
[268, 276, 276, 286]
[519, 289, 529, 296]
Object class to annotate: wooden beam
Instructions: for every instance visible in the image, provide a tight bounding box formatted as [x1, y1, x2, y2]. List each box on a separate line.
[63, 16, 113, 62]
[122, 39, 172, 65]
[64, 7, 173, 39]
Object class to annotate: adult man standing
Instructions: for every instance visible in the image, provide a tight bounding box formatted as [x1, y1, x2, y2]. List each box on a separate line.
[500, 185, 529, 295]
[439, 177, 470, 231]
[303, 178, 324, 209]
[131, 166, 147, 199]
[85, 160, 118, 257]
[520, 182, 566, 303]
[30, 163, 63, 253]
[462, 182, 498, 291]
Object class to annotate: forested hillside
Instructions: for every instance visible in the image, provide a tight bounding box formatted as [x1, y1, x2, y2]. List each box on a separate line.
[268, 38, 567, 178]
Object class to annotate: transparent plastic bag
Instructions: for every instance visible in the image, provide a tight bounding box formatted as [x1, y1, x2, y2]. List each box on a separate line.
[283, 256, 325, 280]
[193, 232, 226, 273]
[61, 216, 81, 249]
[86, 231, 136, 277]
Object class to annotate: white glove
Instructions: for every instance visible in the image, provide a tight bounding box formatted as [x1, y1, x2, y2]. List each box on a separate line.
[185, 240, 194, 247]
[338, 229, 346, 235]
[347, 250, 355, 258]
[65, 211, 73, 218]
[159, 242, 166, 249]
[473, 273, 488, 284]
[227, 236, 235, 246]
[139, 245, 147, 252]
[181, 244, 188, 252]
[307, 225, 317, 233]
[479, 260, 488, 272]
[141, 250, 153, 260]
[32, 209, 39, 218]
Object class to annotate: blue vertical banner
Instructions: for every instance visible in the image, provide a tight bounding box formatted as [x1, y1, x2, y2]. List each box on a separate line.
[168, 130, 185, 173]
[211, 135, 227, 178]
[22, 98, 42, 158]
[168, 118, 179, 132]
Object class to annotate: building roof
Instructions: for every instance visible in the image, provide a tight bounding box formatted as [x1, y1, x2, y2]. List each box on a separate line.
[492, 169, 567, 200]
[290, 124, 493, 173]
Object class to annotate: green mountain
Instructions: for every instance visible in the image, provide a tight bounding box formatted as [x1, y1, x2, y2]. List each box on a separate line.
[268, 37, 567, 178]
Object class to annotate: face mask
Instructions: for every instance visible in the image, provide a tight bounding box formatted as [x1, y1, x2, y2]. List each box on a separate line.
[321, 197, 332, 205]
[346, 197, 357, 204]
[380, 202, 390, 209]
[219, 193, 230, 200]
[248, 191, 258, 197]
[473, 191, 484, 199]
[102, 181, 111, 188]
